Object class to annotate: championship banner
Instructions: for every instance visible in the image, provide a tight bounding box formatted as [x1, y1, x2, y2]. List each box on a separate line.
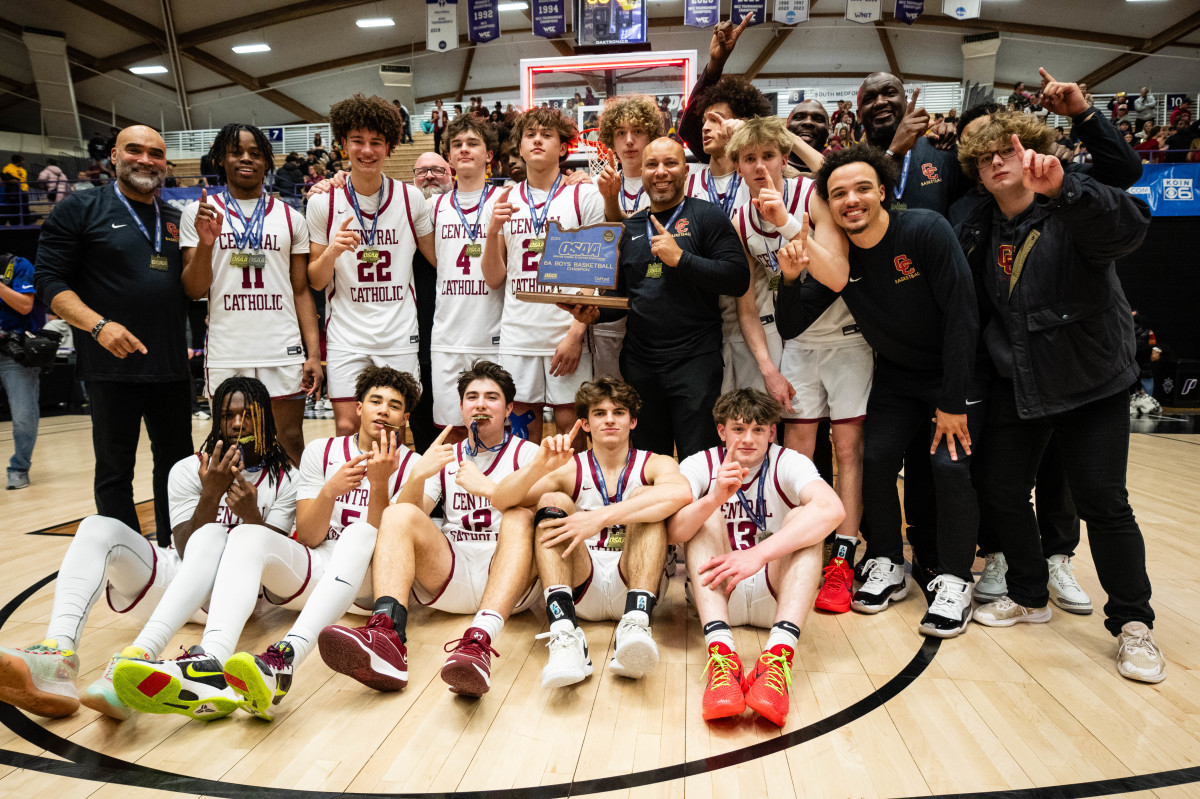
[731, 0, 765, 26]
[1128, 163, 1200, 217]
[685, 0, 719, 28]
[942, 0, 980, 19]
[427, 0, 459, 52]
[895, 0, 923, 24]
[773, 0, 808, 26]
[844, 0, 880, 24]
[159, 186, 204, 212]
[467, 0, 499, 42]
[532, 0, 565, 38]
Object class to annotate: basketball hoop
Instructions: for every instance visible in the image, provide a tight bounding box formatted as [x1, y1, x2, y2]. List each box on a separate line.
[578, 128, 612, 178]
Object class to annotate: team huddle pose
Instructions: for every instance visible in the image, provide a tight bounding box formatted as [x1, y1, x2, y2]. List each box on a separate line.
[0, 48, 1169, 738]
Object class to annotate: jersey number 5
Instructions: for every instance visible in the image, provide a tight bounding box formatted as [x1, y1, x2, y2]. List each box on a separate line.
[357, 250, 393, 283]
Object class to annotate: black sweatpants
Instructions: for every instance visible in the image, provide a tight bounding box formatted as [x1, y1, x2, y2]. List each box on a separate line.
[621, 349, 722, 460]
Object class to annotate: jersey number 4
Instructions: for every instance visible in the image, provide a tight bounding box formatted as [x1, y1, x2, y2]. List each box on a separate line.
[456, 245, 473, 276]
[357, 250, 393, 282]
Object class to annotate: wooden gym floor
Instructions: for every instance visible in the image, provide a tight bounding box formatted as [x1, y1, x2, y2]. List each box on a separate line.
[1, 414, 1198, 799]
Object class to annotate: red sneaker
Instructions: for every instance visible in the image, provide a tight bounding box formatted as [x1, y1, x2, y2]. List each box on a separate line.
[815, 556, 854, 613]
[701, 642, 745, 721]
[317, 613, 407, 691]
[440, 627, 500, 697]
[743, 644, 794, 727]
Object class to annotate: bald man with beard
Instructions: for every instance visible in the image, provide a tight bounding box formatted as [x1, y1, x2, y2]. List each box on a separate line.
[786, 99, 830, 173]
[35, 125, 198, 541]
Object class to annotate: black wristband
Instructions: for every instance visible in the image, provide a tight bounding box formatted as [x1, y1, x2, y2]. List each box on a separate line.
[90, 318, 110, 340]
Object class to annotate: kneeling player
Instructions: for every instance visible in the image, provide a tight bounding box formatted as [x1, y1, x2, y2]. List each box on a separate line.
[0, 377, 297, 719]
[491, 378, 692, 687]
[669, 389, 843, 726]
[114, 367, 417, 721]
[319, 360, 539, 697]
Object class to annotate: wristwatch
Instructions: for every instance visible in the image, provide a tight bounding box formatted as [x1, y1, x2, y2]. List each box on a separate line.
[91, 318, 111, 340]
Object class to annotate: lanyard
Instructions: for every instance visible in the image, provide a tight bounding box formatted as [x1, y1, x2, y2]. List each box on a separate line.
[893, 150, 912, 202]
[729, 446, 770, 531]
[620, 176, 644, 214]
[706, 169, 742, 216]
[113, 184, 161, 254]
[223, 190, 267, 251]
[754, 180, 791, 273]
[451, 185, 493, 243]
[525, 175, 563, 237]
[646, 199, 686, 241]
[590, 448, 634, 505]
[464, 422, 510, 459]
[346, 176, 384, 247]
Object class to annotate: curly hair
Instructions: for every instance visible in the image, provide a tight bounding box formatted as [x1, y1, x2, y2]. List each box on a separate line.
[957, 109, 1056, 181]
[201, 377, 292, 486]
[354, 365, 421, 411]
[712, 388, 781, 427]
[814, 144, 899, 208]
[956, 101, 1004, 143]
[727, 115, 793, 163]
[444, 113, 499, 159]
[697, 76, 773, 120]
[597, 95, 664, 150]
[208, 123, 275, 184]
[574, 377, 643, 421]
[457, 359, 516, 406]
[329, 93, 402, 153]
[509, 107, 579, 162]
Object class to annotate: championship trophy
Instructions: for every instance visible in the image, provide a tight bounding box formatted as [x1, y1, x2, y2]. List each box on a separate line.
[513, 219, 629, 309]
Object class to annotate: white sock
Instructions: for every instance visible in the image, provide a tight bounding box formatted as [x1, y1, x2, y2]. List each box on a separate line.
[471, 609, 504, 642]
[765, 624, 800, 652]
[703, 624, 735, 652]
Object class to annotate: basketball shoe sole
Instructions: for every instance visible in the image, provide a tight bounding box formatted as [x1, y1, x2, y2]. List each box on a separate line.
[112, 660, 240, 721]
[318, 626, 408, 691]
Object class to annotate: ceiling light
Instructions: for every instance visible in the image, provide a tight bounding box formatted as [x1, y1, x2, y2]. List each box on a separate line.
[356, 17, 395, 27]
[130, 66, 168, 74]
[498, 2, 528, 9]
[232, 43, 271, 53]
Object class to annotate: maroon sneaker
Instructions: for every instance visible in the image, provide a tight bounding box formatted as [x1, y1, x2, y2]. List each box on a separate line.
[440, 627, 499, 697]
[317, 613, 408, 691]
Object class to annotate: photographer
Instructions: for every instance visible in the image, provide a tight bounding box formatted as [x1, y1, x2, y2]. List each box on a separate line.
[0, 252, 41, 489]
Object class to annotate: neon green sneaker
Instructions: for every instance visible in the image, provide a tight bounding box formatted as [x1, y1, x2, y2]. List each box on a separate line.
[113, 645, 241, 721]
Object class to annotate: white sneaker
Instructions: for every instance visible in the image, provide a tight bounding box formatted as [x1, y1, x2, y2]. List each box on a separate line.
[0, 639, 80, 718]
[1116, 621, 1166, 683]
[80, 645, 148, 720]
[972, 596, 1052, 627]
[919, 575, 973, 638]
[974, 552, 1008, 603]
[1131, 392, 1161, 416]
[609, 613, 658, 679]
[536, 625, 593, 688]
[850, 557, 908, 614]
[1047, 555, 1093, 614]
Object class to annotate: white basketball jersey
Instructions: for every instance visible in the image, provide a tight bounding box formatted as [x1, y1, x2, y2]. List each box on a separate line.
[430, 187, 503, 354]
[296, 435, 417, 541]
[179, 195, 309, 367]
[306, 179, 432, 354]
[425, 436, 537, 542]
[569, 448, 653, 551]
[686, 167, 751, 214]
[496, 180, 605, 356]
[725, 177, 812, 342]
[679, 443, 821, 551]
[167, 453, 300, 535]
[618, 174, 650, 215]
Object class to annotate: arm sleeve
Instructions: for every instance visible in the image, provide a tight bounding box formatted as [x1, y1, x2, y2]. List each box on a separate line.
[1036, 171, 1152, 264]
[178, 202, 199, 248]
[295, 439, 329, 501]
[264, 470, 300, 532]
[678, 67, 722, 165]
[675, 206, 751, 296]
[921, 215, 979, 415]
[411, 185, 433, 236]
[1071, 107, 1143, 190]
[678, 452, 711, 500]
[306, 196, 331, 246]
[167, 457, 200, 529]
[774, 274, 839, 340]
[33, 196, 84, 308]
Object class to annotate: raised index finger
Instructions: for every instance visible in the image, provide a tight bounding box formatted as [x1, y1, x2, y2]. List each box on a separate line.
[650, 215, 667, 234]
[1011, 133, 1027, 158]
[200, 188, 208, 204]
[1038, 67, 1056, 85]
[907, 87, 920, 113]
[799, 211, 810, 243]
[498, 186, 512, 204]
[734, 10, 753, 34]
[433, 425, 453, 447]
[340, 216, 353, 231]
[568, 418, 585, 440]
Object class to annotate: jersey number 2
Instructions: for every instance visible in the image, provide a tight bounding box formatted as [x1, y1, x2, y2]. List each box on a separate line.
[357, 250, 393, 282]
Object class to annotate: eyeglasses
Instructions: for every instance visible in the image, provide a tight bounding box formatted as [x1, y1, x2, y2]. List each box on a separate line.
[414, 166, 448, 177]
[976, 147, 1018, 170]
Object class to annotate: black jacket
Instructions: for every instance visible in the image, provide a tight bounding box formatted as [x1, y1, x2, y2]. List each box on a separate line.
[955, 171, 1151, 419]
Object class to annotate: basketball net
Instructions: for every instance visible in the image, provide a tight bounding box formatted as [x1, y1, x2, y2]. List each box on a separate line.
[579, 128, 611, 179]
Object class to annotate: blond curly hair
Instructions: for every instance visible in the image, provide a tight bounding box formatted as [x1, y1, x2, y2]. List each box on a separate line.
[957, 110, 1057, 181]
[597, 95, 664, 150]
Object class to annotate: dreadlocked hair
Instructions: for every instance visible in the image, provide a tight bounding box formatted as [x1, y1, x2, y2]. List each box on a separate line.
[201, 376, 292, 486]
[208, 123, 275, 185]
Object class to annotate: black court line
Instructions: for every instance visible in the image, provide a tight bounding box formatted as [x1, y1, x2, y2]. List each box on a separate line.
[1, 572, 1196, 799]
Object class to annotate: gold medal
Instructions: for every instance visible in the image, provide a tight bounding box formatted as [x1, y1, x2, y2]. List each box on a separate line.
[646, 262, 663, 279]
[606, 525, 626, 550]
[149, 254, 169, 271]
[528, 238, 545, 254]
[361, 248, 381, 263]
[230, 252, 250, 268]
[465, 242, 483, 258]
[769, 275, 781, 292]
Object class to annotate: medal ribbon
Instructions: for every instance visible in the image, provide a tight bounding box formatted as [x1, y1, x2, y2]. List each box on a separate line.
[346, 176, 384, 247]
[893, 150, 912, 202]
[525, 174, 563, 238]
[706, 170, 742, 216]
[727, 446, 770, 532]
[113, 183, 162, 254]
[451, 185, 494, 244]
[590, 448, 634, 506]
[464, 421, 511, 459]
[619, 176, 644, 214]
[645, 199, 686, 242]
[223, 190, 267, 251]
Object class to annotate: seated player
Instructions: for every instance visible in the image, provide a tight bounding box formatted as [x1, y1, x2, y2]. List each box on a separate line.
[482, 108, 604, 444]
[114, 367, 418, 721]
[490, 377, 692, 688]
[668, 389, 844, 727]
[318, 360, 539, 697]
[0, 377, 297, 719]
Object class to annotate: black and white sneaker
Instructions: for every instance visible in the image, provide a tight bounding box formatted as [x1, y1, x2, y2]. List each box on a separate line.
[850, 557, 908, 614]
[919, 575, 973, 638]
[910, 558, 939, 606]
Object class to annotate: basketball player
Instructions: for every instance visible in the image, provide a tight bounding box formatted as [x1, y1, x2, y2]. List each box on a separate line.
[429, 115, 503, 442]
[181, 123, 322, 465]
[489, 377, 691, 687]
[592, 95, 663, 380]
[481, 108, 604, 444]
[0, 377, 297, 720]
[729, 117, 872, 614]
[113, 366, 418, 721]
[668, 389, 843, 726]
[318, 361, 539, 698]
[307, 93, 436, 436]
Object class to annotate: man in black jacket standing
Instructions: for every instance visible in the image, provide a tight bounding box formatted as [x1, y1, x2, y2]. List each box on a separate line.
[562, 138, 747, 459]
[35, 125, 202, 545]
[956, 95, 1164, 682]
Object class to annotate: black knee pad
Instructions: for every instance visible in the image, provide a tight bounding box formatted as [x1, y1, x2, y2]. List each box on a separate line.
[534, 506, 568, 527]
